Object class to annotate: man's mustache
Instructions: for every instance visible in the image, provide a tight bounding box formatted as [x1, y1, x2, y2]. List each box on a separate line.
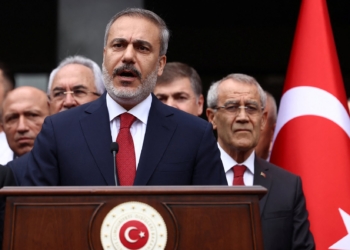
[112, 64, 142, 79]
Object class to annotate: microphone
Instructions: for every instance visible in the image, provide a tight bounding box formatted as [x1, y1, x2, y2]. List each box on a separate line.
[110, 142, 119, 185]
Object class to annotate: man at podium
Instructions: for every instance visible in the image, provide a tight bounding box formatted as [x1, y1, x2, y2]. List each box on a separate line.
[21, 8, 226, 186]
[206, 73, 315, 250]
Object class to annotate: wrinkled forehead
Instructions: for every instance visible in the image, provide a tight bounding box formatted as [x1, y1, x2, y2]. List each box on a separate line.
[52, 64, 95, 90]
[157, 77, 194, 92]
[4, 93, 47, 112]
[109, 16, 161, 41]
[218, 79, 260, 103]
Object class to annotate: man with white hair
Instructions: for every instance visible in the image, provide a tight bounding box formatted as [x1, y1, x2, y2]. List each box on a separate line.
[47, 55, 105, 114]
[206, 73, 314, 250]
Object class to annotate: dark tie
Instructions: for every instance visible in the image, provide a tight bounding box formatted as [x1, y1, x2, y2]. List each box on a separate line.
[116, 113, 136, 186]
[232, 165, 247, 185]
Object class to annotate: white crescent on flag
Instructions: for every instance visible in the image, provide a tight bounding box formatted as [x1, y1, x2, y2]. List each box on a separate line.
[273, 86, 350, 143]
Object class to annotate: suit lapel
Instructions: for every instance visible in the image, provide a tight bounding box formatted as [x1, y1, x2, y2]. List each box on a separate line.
[79, 93, 115, 185]
[253, 156, 273, 215]
[134, 95, 177, 185]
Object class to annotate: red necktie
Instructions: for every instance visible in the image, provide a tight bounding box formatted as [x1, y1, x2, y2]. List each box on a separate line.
[232, 165, 247, 185]
[116, 113, 136, 186]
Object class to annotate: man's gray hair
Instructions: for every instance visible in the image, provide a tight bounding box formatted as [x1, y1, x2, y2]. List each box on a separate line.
[104, 8, 169, 56]
[156, 62, 202, 98]
[47, 55, 105, 95]
[207, 73, 267, 109]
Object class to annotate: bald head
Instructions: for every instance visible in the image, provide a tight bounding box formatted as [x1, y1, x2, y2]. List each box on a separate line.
[1, 86, 49, 156]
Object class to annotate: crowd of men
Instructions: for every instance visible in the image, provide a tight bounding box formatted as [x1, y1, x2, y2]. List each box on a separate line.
[0, 7, 320, 249]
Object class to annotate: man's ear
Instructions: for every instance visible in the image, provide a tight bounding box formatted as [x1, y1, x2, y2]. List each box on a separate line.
[157, 55, 167, 76]
[260, 110, 268, 131]
[197, 94, 204, 116]
[206, 108, 217, 130]
[46, 98, 51, 110]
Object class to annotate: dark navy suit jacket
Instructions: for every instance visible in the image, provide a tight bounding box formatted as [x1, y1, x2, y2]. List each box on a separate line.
[21, 93, 227, 186]
[254, 157, 315, 250]
[7, 153, 29, 186]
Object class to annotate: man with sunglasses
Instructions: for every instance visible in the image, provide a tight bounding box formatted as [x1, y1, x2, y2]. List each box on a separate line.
[206, 73, 315, 250]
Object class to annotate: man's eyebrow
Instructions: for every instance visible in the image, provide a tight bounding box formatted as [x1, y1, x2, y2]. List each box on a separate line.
[223, 100, 259, 106]
[155, 93, 168, 97]
[23, 110, 42, 116]
[224, 100, 240, 105]
[173, 92, 190, 97]
[245, 100, 259, 106]
[110, 38, 127, 44]
[4, 112, 19, 119]
[133, 40, 152, 49]
[71, 85, 89, 90]
[52, 87, 65, 92]
[52, 85, 88, 92]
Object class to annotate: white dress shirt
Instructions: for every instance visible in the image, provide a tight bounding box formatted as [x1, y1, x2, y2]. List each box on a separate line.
[0, 131, 13, 165]
[218, 143, 255, 186]
[106, 93, 152, 169]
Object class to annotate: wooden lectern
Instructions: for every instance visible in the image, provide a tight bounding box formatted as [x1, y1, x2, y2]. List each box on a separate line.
[0, 186, 266, 250]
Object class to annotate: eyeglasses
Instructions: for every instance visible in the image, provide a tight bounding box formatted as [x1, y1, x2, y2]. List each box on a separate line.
[213, 104, 263, 116]
[51, 90, 101, 102]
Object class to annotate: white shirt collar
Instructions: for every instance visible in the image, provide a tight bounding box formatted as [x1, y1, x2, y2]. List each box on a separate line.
[218, 143, 255, 175]
[106, 93, 152, 124]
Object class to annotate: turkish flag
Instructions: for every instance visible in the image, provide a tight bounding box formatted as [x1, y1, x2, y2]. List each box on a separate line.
[270, 0, 350, 249]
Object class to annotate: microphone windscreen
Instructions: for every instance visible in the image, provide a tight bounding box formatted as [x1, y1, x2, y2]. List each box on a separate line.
[110, 142, 119, 153]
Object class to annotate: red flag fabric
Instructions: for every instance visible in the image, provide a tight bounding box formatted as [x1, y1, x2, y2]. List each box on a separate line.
[270, 0, 350, 249]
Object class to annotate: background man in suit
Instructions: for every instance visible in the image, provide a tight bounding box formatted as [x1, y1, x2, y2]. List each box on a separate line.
[255, 91, 277, 160]
[1, 86, 49, 158]
[7, 56, 104, 185]
[0, 62, 15, 165]
[153, 62, 204, 116]
[47, 55, 105, 114]
[206, 73, 314, 250]
[22, 8, 226, 186]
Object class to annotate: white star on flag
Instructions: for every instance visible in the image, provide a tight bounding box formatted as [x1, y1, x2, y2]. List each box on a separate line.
[329, 209, 350, 250]
[139, 231, 145, 238]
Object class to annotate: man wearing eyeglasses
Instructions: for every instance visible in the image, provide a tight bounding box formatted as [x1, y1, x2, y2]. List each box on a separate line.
[206, 73, 314, 250]
[47, 55, 105, 114]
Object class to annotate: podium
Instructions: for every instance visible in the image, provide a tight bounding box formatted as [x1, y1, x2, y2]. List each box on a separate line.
[0, 186, 266, 250]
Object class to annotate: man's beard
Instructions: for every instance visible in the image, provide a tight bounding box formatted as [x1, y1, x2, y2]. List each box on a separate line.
[102, 63, 158, 107]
